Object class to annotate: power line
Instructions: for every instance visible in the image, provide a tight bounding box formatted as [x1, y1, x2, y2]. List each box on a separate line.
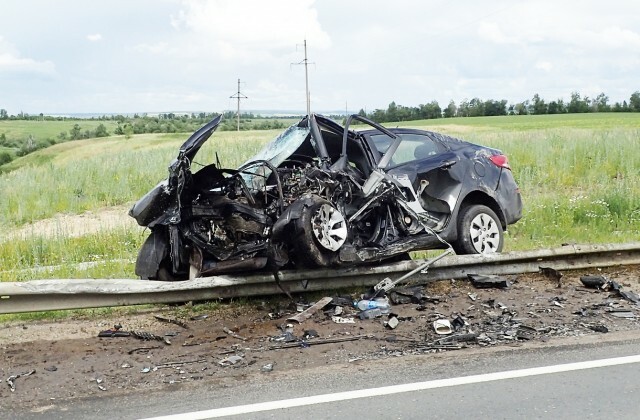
[229, 78, 247, 131]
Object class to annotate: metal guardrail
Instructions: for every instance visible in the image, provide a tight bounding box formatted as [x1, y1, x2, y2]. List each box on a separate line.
[1, 242, 639, 314]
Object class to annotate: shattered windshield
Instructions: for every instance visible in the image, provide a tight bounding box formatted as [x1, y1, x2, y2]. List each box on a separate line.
[238, 124, 311, 191]
[242, 125, 310, 168]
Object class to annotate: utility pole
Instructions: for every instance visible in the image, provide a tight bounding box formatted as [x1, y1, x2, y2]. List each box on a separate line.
[229, 78, 247, 131]
[292, 39, 313, 116]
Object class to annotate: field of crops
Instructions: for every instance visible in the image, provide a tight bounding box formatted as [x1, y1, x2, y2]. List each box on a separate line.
[1, 113, 639, 282]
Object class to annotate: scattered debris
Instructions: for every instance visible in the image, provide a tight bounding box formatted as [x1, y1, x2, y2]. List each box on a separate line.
[219, 355, 243, 366]
[373, 248, 454, 294]
[287, 297, 333, 323]
[261, 363, 274, 373]
[6, 370, 35, 392]
[98, 325, 131, 337]
[331, 316, 355, 324]
[156, 359, 207, 368]
[154, 315, 189, 329]
[190, 314, 209, 321]
[580, 275, 608, 288]
[358, 308, 383, 320]
[467, 274, 511, 289]
[620, 290, 640, 304]
[132, 331, 171, 345]
[539, 266, 563, 287]
[303, 330, 319, 339]
[386, 316, 399, 330]
[127, 346, 161, 355]
[587, 324, 609, 333]
[44, 366, 57, 372]
[223, 327, 247, 341]
[433, 319, 452, 335]
[269, 335, 371, 350]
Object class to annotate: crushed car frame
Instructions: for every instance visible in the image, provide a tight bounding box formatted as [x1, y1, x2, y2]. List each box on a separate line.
[130, 113, 522, 280]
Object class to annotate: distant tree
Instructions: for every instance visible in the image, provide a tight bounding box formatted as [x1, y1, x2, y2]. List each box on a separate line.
[457, 99, 470, 117]
[514, 101, 529, 115]
[531, 94, 548, 115]
[484, 99, 507, 116]
[0, 109, 8, 119]
[629, 91, 640, 112]
[124, 124, 134, 139]
[591, 93, 610, 112]
[0, 151, 13, 165]
[567, 92, 589, 113]
[443, 100, 456, 118]
[69, 124, 83, 140]
[467, 98, 484, 117]
[386, 102, 398, 122]
[94, 123, 109, 137]
[57, 131, 68, 140]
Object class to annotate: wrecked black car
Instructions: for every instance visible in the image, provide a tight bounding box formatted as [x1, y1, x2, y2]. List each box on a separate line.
[130, 114, 522, 280]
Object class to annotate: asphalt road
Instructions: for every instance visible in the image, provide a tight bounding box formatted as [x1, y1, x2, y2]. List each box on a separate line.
[7, 333, 640, 419]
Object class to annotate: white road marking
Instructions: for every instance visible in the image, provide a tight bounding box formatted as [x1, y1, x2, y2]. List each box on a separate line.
[141, 354, 640, 420]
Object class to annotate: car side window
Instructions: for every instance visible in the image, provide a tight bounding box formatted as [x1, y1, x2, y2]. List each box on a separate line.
[371, 133, 440, 167]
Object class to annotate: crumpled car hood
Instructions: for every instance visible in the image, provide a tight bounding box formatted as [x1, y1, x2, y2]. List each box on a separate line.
[178, 115, 222, 162]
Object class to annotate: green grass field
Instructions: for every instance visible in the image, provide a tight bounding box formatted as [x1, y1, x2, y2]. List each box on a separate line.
[0, 119, 120, 141]
[1, 113, 639, 282]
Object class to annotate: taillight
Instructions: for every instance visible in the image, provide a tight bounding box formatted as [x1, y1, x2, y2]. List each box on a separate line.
[489, 154, 511, 170]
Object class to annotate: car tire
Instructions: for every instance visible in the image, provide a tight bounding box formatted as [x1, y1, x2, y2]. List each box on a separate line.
[292, 197, 348, 267]
[453, 204, 503, 254]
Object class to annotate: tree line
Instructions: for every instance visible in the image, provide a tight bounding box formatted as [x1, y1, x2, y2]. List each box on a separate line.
[357, 91, 640, 123]
[2, 90, 638, 166]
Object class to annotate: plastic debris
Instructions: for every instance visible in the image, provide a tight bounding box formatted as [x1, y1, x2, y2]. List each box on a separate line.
[332, 316, 355, 324]
[433, 319, 452, 335]
[358, 308, 383, 319]
[386, 316, 399, 330]
[261, 363, 274, 372]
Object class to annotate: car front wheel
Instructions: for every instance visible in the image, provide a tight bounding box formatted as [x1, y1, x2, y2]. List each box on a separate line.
[292, 197, 348, 267]
[453, 204, 503, 254]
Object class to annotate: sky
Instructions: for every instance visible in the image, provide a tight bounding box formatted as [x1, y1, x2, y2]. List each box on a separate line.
[1, 0, 639, 115]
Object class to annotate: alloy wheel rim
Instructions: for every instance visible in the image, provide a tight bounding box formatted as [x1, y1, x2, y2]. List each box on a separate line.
[311, 204, 347, 251]
[469, 213, 500, 253]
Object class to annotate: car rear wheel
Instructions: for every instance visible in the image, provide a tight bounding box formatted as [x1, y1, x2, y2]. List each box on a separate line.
[453, 204, 503, 254]
[293, 197, 347, 267]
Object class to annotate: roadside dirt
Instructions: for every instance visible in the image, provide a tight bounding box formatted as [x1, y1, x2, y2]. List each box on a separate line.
[1, 265, 639, 411]
[2, 206, 136, 240]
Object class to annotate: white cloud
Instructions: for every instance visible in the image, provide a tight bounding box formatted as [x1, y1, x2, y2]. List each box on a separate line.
[169, 0, 330, 60]
[477, 22, 516, 44]
[86, 33, 103, 42]
[535, 61, 553, 72]
[0, 36, 55, 75]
